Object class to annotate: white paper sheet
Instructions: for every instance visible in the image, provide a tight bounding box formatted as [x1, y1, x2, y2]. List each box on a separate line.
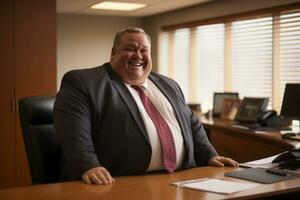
[172, 178, 260, 194]
[240, 154, 280, 169]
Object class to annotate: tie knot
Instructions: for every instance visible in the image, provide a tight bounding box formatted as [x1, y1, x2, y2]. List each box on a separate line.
[131, 85, 145, 93]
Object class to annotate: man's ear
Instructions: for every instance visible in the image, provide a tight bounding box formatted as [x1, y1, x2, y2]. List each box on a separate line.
[110, 47, 116, 61]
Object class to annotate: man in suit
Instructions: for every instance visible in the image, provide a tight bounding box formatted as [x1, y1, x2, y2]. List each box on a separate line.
[54, 27, 238, 185]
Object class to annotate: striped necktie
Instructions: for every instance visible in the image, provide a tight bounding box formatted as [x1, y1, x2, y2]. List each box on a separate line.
[132, 85, 176, 173]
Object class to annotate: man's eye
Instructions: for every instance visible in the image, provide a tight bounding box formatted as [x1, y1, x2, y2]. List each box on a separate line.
[125, 47, 135, 51]
[141, 49, 149, 54]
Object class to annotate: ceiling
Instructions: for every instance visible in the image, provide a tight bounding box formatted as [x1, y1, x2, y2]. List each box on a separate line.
[57, 0, 214, 17]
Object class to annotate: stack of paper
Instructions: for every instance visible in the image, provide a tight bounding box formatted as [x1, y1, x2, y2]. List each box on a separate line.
[240, 155, 279, 169]
[171, 178, 260, 194]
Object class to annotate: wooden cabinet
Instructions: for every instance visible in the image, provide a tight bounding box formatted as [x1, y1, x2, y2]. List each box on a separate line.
[0, 0, 56, 188]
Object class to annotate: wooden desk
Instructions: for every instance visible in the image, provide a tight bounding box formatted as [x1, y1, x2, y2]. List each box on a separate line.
[0, 167, 300, 200]
[202, 118, 300, 163]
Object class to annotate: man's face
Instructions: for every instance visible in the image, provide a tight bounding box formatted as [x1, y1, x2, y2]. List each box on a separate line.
[110, 32, 152, 85]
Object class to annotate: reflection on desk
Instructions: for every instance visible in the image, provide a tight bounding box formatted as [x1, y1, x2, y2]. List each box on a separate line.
[0, 167, 300, 200]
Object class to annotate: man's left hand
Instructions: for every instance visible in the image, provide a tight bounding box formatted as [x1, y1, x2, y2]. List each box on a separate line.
[208, 156, 239, 167]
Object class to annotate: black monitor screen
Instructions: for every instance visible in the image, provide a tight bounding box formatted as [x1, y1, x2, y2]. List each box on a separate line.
[280, 83, 300, 120]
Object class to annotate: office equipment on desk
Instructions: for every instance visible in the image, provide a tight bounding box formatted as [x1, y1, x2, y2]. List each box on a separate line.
[225, 168, 298, 183]
[241, 148, 300, 170]
[231, 97, 291, 132]
[212, 92, 239, 118]
[279, 83, 300, 137]
[236, 149, 300, 183]
[171, 178, 260, 194]
[272, 148, 300, 171]
[280, 83, 300, 121]
[234, 97, 269, 124]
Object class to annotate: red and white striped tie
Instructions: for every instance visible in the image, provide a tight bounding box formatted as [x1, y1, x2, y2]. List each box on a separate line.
[132, 85, 177, 173]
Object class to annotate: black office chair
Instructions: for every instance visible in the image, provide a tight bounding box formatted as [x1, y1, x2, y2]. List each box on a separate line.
[18, 95, 61, 184]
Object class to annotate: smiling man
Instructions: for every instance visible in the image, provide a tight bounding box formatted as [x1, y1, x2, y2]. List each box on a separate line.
[54, 27, 238, 185]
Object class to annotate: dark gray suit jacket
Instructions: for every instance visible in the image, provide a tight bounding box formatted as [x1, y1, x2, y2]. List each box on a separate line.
[54, 63, 217, 180]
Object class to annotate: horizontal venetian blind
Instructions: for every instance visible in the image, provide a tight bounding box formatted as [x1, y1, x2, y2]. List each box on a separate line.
[277, 9, 300, 112]
[231, 16, 273, 106]
[173, 28, 190, 100]
[158, 32, 169, 76]
[195, 24, 225, 111]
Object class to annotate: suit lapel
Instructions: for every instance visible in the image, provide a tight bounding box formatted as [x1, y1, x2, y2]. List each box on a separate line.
[149, 74, 187, 140]
[106, 64, 150, 142]
[149, 73, 193, 168]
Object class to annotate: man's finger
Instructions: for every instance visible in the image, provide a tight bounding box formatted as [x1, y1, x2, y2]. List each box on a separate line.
[81, 174, 91, 184]
[90, 173, 103, 185]
[95, 170, 109, 185]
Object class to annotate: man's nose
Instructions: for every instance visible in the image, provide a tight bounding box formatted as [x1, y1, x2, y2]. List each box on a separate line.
[134, 50, 142, 58]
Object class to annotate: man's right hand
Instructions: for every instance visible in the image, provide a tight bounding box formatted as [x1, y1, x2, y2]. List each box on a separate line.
[81, 167, 115, 185]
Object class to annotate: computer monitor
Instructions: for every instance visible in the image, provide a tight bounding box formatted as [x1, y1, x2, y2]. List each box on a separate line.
[280, 83, 300, 120]
[213, 92, 239, 117]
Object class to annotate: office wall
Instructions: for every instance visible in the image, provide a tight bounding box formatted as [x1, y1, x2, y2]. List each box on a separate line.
[57, 14, 143, 88]
[144, 0, 300, 71]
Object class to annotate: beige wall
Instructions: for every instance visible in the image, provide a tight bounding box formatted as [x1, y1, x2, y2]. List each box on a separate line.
[57, 14, 144, 88]
[144, 0, 300, 71]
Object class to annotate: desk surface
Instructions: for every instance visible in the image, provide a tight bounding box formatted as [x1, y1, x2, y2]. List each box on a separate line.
[1, 167, 300, 200]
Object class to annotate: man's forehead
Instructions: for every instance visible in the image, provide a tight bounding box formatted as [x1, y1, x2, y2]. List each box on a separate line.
[120, 32, 150, 45]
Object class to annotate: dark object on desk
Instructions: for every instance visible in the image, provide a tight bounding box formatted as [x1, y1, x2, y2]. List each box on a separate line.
[266, 115, 292, 128]
[256, 110, 277, 126]
[234, 97, 269, 124]
[279, 158, 300, 169]
[282, 132, 297, 139]
[272, 148, 300, 163]
[18, 95, 61, 184]
[231, 123, 291, 132]
[225, 168, 295, 183]
[280, 83, 300, 120]
[266, 168, 289, 176]
[212, 92, 239, 117]
[272, 148, 300, 170]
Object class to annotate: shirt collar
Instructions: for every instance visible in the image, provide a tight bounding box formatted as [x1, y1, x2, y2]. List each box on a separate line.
[124, 79, 149, 90]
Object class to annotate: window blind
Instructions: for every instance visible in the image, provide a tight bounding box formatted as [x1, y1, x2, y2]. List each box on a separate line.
[158, 32, 169, 76]
[195, 24, 225, 111]
[158, 6, 300, 113]
[277, 9, 300, 112]
[231, 17, 273, 107]
[173, 28, 190, 100]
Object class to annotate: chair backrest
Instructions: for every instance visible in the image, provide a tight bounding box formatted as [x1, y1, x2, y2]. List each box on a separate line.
[18, 95, 61, 184]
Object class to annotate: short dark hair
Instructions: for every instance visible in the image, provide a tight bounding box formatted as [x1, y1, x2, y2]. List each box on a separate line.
[112, 27, 151, 48]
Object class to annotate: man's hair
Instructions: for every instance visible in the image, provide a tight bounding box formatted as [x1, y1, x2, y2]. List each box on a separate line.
[112, 27, 151, 48]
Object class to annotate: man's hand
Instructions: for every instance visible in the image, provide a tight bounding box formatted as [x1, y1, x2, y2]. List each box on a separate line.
[208, 156, 239, 167]
[81, 167, 115, 185]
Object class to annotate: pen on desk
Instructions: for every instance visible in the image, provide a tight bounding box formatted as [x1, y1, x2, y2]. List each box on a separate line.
[266, 168, 289, 176]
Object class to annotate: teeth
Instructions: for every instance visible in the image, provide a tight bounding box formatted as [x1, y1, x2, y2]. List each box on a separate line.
[129, 62, 143, 66]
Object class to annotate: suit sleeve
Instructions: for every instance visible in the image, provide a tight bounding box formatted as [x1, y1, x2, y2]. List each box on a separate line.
[189, 110, 218, 166]
[53, 71, 100, 180]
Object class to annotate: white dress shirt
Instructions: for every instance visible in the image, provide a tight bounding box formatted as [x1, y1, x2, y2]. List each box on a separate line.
[126, 79, 185, 171]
